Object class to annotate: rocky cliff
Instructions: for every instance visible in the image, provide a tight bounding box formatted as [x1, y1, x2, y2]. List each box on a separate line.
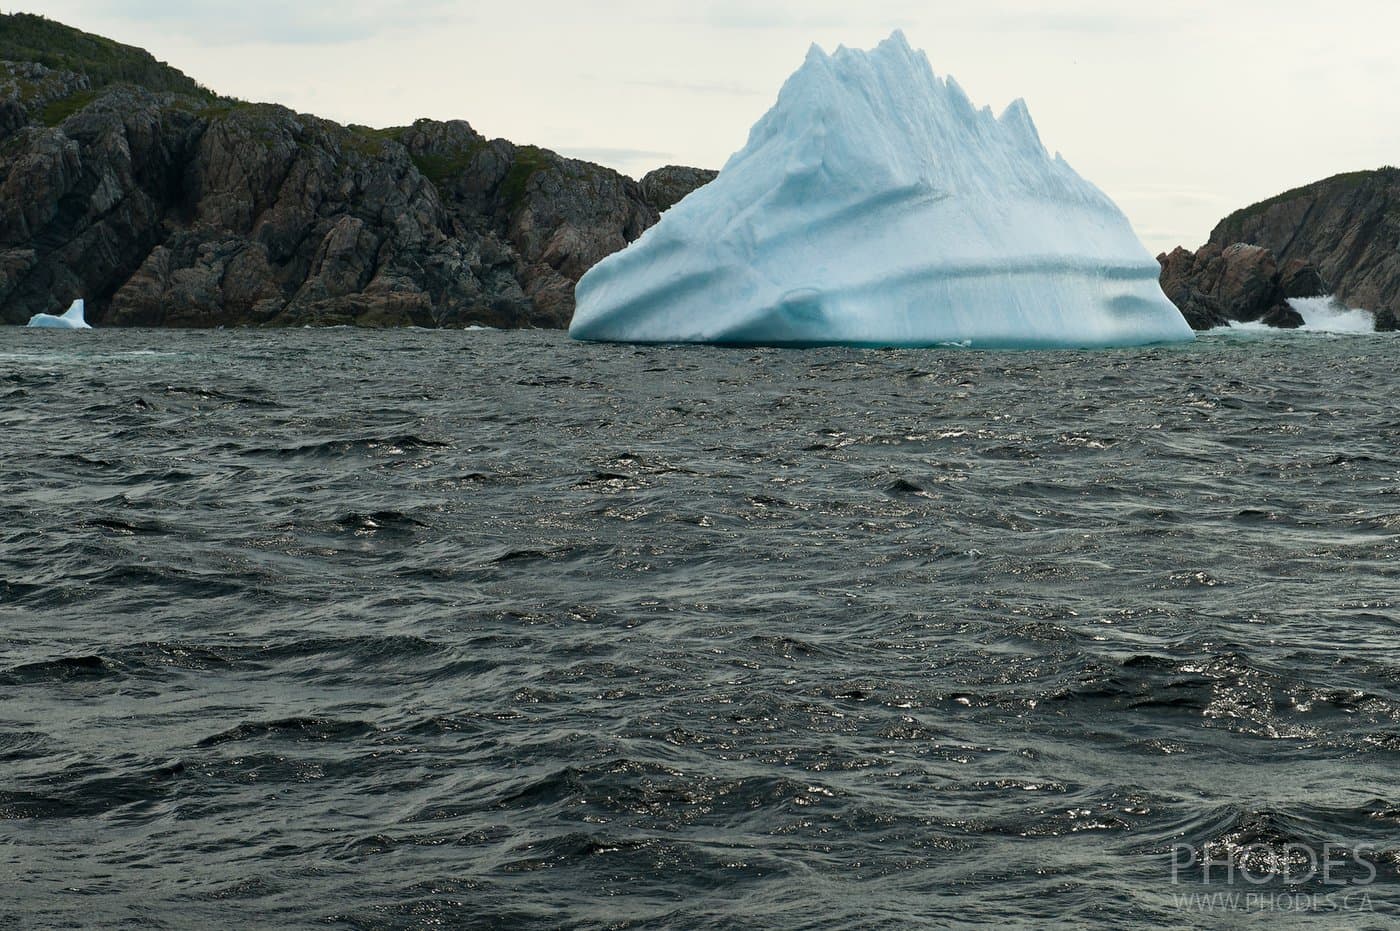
[0, 14, 714, 328]
[1160, 167, 1400, 331]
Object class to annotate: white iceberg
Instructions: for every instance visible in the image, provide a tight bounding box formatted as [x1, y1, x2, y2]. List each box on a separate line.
[26, 299, 91, 330]
[570, 32, 1193, 349]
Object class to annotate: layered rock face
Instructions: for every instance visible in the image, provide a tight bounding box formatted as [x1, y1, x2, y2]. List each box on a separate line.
[0, 15, 713, 328]
[1162, 167, 1400, 331]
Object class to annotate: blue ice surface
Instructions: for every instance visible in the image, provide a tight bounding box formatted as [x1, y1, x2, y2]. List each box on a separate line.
[571, 32, 1194, 351]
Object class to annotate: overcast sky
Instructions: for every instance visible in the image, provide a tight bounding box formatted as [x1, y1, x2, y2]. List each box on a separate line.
[18, 1, 1400, 254]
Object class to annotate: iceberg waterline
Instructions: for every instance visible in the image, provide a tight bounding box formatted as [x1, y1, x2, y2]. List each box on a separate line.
[26, 299, 91, 330]
[571, 32, 1194, 349]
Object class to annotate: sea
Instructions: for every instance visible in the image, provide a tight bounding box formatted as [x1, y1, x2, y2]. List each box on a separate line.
[2, 323, 1398, 929]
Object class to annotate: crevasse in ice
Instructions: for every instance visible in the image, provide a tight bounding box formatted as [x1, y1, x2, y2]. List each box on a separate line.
[570, 32, 1193, 349]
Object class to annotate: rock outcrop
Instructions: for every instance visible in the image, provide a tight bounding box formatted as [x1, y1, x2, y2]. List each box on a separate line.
[1157, 242, 1321, 330]
[1159, 165, 1400, 330]
[0, 13, 715, 328]
[640, 166, 720, 214]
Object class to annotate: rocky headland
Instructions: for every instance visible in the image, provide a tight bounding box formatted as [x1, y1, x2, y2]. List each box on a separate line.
[0, 13, 715, 328]
[1159, 167, 1400, 331]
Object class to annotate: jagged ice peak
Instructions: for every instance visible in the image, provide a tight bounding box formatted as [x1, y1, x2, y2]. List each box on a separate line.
[570, 31, 1193, 349]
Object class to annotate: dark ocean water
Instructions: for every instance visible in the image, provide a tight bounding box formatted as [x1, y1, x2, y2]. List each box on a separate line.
[2, 327, 1399, 929]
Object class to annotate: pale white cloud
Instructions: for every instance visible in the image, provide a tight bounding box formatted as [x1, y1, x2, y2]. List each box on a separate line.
[620, 78, 764, 98]
[51, 0, 461, 44]
[14, 0, 1400, 254]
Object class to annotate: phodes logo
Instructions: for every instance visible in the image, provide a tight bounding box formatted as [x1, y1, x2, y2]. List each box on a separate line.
[1169, 843, 1384, 913]
[1171, 891, 1375, 914]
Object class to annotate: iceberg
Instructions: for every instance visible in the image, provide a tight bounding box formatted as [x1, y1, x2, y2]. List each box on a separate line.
[26, 299, 91, 330]
[570, 32, 1193, 349]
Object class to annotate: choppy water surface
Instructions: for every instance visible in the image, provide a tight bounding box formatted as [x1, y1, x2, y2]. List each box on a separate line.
[3, 328, 1399, 929]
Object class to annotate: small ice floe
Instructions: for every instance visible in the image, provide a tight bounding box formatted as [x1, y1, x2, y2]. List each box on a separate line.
[26, 299, 91, 330]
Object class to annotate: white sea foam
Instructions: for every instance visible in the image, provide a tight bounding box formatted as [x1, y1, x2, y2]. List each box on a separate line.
[1213, 297, 1378, 337]
[1289, 297, 1376, 334]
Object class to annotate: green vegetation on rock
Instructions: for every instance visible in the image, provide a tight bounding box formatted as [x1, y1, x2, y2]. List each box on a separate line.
[40, 88, 97, 125]
[411, 146, 484, 187]
[0, 12, 214, 99]
[1227, 167, 1400, 224]
[501, 145, 550, 210]
[343, 127, 388, 158]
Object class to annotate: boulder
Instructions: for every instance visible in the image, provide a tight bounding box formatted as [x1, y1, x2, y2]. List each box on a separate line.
[640, 166, 719, 213]
[1260, 303, 1304, 329]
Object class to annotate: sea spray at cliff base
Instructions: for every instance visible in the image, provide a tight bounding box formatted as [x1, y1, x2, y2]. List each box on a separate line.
[570, 32, 1194, 350]
[1218, 298, 1378, 335]
[1289, 297, 1377, 333]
